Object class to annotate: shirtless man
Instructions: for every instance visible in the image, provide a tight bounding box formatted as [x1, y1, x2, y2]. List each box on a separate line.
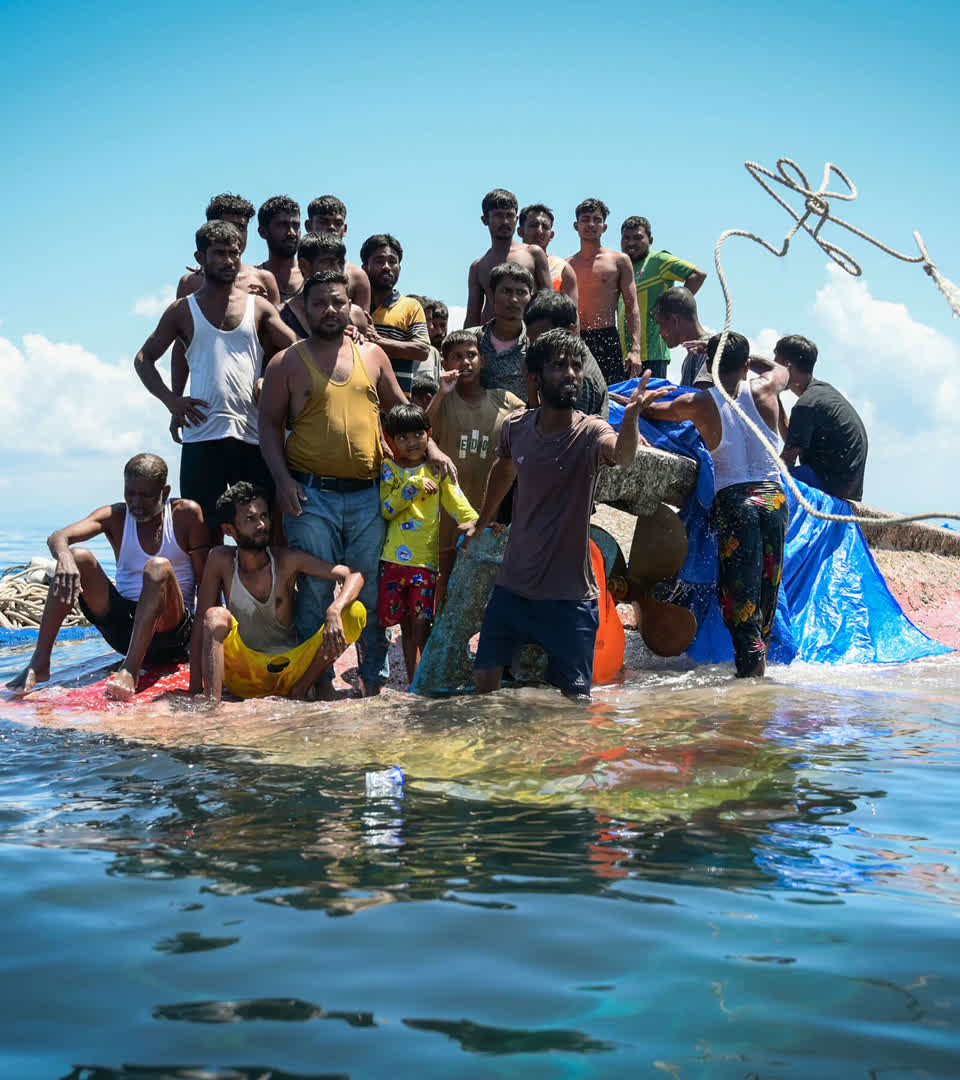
[169, 194, 282, 443]
[566, 198, 643, 384]
[256, 195, 302, 302]
[304, 195, 371, 312]
[518, 203, 578, 308]
[177, 193, 280, 305]
[5, 454, 207, 701]
[192, 482, 365, 703]
[466, 189, 552, 327]
[134, 222, 297, 535]
[280, 232, 371, 340]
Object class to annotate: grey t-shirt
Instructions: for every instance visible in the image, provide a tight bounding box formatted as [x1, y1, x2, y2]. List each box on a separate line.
[495, 410, 615, 602]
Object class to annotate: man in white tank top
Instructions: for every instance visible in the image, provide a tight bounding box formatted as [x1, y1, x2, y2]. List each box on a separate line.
[6, 454, 208, 700]
[190, 482, 365, 703]
[134, 221, 298, 537]
[638, 332, 792, 677]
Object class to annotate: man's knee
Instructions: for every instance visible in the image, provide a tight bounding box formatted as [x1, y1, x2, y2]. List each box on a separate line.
[203, 606, 232, 641]
[143, 556, 174, 585]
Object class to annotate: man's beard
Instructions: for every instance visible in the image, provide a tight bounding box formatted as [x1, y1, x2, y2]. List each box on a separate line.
[307, 319, 347, 340]
[540, 382, 578, 408]
[236, 534, 270, 550]
[269, 239, 298, 258]
[205, 266, 237, 284]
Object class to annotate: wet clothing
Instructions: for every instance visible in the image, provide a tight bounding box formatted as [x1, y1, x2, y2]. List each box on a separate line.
[617, 250, 698, 377]
[785, 378, 868, 501]
[115, 503, 196, 610]
[377, 562, 438, 627]
[475, 586, 599, 696]
[708, 380, 781, 492]
[179, 437, 274, 531]
[712, 481, 788, 676]
[430, 388, 524, 552]
[284, 483, 388, 688]
[371, 291, 430, 395]
[285, 340, 382, 481]
[183, 293, 263, 445]
[708, 378, 787, 675]
[221, 601, 366, 700]
[495, 410, 614, 603]
[380, 460, 477, 571]
[227, 548, 297, 655]
[79, 581, 192, 663]
[581, 327, 625, 385]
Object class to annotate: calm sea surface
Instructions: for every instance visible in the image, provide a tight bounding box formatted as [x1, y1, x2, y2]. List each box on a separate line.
[1, 530, 959, 1079]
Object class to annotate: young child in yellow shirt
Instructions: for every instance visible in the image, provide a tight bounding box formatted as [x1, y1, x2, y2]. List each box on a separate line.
[379, 403, 478, 681]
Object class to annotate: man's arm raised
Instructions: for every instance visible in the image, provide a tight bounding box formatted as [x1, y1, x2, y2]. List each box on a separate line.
[599, 372, 666, 467]
[258, 351, 306, 517]
[684, 267, 707, 294]
[370, 344, 458, 482]
[134, 300, 209, 428]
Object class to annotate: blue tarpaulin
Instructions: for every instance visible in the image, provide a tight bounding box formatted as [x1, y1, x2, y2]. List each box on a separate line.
[608, 378, 951, 665]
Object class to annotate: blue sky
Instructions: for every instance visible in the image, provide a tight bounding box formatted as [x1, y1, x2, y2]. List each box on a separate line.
[2, 0, 958, 529]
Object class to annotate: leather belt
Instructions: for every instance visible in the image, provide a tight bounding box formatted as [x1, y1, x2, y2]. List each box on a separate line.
[291, 470, 376, 493]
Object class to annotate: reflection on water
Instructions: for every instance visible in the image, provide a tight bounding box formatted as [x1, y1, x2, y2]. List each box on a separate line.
[1, 651, 960, 1077]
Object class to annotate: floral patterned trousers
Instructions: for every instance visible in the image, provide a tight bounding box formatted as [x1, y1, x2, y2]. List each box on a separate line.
[712, 481, 788, 676]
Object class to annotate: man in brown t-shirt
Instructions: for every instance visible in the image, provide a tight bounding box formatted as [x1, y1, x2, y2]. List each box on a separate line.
[462, 329, 665, 696]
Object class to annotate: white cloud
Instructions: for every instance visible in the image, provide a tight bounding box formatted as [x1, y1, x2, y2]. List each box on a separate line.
[133, 284, 176, 318]
[1, 334, 169, 457]
[749, 264, 959, 515]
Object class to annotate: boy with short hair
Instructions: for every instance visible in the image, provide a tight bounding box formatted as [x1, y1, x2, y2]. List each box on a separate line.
[380, 404, 479, 680]
[280, 232, 370, 338]
[567, 197, 644, 384]
[426, 331, 525, 594]
[305, 194, 371, 310]
[410, 372, 439, 411]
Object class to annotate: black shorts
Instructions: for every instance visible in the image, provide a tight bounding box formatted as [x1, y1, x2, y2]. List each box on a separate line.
[474, 585, 600, 695]
[180, 438, 275, 529]
[582, 327, 625, 385]
[79, 581, 193, 663]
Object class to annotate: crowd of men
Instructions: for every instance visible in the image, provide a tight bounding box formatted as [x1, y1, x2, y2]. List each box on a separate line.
[6, 188, 869, 700]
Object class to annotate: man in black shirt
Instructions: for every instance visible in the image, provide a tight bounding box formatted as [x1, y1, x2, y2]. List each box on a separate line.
[777, 335, 868, 501]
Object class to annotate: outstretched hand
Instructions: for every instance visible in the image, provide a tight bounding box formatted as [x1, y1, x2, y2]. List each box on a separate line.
[622, 369, 669, 420]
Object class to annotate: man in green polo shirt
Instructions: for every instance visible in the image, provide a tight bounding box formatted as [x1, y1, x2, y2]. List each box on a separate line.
[616, 216, 706, 381]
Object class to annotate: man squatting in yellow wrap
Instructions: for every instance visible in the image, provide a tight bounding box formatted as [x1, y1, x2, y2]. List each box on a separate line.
[190, 482, 365, 703]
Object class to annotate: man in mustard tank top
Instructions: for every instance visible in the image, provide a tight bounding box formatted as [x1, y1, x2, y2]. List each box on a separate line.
[259, 270, 457, 695]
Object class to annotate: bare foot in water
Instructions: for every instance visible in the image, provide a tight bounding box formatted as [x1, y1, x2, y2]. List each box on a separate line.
[104, 668, 138, 701]
[5, 663, 50, 697]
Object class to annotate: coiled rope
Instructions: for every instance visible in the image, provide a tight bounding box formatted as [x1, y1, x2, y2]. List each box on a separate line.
[709, 158, 960, 526]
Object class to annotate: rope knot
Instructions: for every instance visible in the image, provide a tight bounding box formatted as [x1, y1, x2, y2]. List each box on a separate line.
[805, 193, 829, 217]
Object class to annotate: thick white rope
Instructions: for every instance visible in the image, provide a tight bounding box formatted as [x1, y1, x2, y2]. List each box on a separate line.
[709, 158, 960, 526]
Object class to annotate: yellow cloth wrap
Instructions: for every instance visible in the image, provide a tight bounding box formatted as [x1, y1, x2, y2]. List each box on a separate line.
[221, 601, 367, 699]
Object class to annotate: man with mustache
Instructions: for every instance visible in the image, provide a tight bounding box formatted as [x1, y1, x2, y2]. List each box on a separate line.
[134, 221, 297, 538]
[462, 330, 662, 697]
[258, 270, 456, 697]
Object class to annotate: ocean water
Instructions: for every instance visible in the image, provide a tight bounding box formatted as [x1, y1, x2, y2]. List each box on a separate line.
[2, 531, 960, 1079]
